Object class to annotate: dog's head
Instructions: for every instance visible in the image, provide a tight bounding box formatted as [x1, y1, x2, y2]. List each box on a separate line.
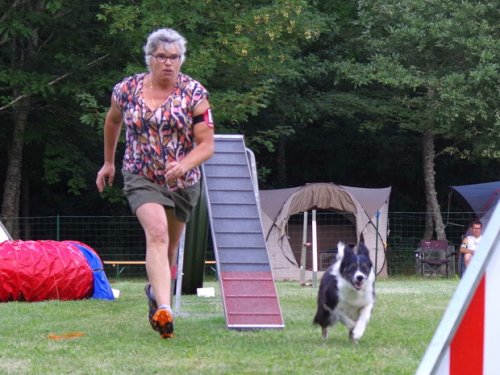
[337, 241, 373, 290]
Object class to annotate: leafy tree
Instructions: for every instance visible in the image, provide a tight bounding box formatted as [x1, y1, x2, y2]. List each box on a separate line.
[330, 0, 500, 239]
[94, 0, 330, 181]
[0, 0, 332, 231]
[2, 0, 498, 233]
[0, 1, 118, 235]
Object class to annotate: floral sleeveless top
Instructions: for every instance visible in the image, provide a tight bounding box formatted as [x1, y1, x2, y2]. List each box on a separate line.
[113, 72, 208, 190]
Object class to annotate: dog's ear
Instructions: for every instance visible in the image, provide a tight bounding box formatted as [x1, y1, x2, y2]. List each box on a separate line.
[344, 243, 356, 256]
[356, 243, 370, 257]
[337, 241, 345, 259]
[359, 233, 365, 244]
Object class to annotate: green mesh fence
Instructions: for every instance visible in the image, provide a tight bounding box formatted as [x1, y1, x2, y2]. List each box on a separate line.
[4, 211, 478, 278]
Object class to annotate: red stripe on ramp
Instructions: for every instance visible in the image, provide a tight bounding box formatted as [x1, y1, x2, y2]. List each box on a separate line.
[221, 271, 273, 281]
[220, 270, 283, 327]
[450, 275, 485, 375]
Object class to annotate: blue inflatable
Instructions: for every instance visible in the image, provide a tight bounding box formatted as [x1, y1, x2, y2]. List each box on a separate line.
[65, 241, 115, 300]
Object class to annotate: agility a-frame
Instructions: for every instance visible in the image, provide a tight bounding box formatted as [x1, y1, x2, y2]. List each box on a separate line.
[417, 201, 500, 375]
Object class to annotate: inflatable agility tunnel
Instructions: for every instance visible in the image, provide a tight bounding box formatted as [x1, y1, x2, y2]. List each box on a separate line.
[0, 240, 114, 302]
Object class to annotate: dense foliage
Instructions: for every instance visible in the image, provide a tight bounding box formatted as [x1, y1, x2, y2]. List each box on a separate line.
[1, 0, 498, 226]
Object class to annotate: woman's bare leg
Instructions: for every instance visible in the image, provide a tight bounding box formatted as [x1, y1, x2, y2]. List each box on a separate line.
[136, 203, 171, 307]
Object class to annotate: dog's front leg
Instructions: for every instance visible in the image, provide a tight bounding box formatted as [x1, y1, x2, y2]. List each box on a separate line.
[335, 311, 356, 331]
[350, 303, 373, 342]
[321, 327, 328, 339]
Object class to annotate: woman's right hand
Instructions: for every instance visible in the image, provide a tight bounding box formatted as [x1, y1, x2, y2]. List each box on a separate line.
[96, 163, 116, 193]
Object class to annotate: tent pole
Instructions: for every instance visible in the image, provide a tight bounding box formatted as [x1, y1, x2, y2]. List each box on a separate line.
[300, 211, 308, 286]
[445, 190, 452, 226]
[312, 209, 318, 287]
[375, 210, 379, 276]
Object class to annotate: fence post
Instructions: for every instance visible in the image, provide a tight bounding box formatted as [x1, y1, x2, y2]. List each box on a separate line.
[56, 215, 60, 241]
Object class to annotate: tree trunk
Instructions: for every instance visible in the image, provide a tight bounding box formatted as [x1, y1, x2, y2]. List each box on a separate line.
[1, 96, 30, 238]
[423, 196, 434, 240]
[422, 129, 446, 241]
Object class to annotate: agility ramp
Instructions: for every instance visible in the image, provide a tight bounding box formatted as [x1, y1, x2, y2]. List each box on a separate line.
[202, 135, 284, 329]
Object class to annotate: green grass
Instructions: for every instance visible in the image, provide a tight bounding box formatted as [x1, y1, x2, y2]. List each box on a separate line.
[0, 277, 458, 375]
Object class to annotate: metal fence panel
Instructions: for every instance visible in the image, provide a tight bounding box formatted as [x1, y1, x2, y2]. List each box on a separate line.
[3, 212, 477, 277]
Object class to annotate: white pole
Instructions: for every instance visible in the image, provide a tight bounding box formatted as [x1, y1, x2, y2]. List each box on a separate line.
[312, 209, 318, 287]
[300, 211, 308, 286]
[174, 228, 186, 314]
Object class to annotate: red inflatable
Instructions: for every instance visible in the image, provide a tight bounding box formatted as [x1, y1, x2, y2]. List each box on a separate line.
[0, 240, 93, 302]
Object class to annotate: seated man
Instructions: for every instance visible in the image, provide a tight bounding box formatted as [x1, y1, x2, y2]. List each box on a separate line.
[460, 219, 482, 268]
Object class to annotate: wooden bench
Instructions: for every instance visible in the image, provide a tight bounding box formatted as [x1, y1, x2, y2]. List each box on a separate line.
[103, 261, 146, 278]
[103, 260, 217, 278]
[204, 260, 217, 274]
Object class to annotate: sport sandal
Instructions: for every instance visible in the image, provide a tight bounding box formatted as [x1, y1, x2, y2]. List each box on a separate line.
[144, 283, 158, 331]
[152, 308, 174, 339]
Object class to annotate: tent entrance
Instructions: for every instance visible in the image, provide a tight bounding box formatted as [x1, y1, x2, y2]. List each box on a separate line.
[287, 210, 357, 271]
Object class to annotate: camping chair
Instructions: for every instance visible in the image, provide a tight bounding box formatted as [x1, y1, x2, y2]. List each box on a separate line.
[319, 248, 338, 271]
[415, 240, 454, 277]
[457, 232, 471, 278]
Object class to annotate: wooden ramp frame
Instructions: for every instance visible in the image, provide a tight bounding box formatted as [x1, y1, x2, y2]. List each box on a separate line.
[202, 135, 284, 329]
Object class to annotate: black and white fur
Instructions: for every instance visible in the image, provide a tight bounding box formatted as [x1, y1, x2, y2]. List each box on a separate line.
[313, 241, 375, 342]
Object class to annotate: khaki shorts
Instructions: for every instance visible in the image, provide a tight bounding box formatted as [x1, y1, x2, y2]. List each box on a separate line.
[122, 171, 201, 223]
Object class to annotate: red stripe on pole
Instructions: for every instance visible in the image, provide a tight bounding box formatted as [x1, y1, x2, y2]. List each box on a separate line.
[450, 275, 485, 375]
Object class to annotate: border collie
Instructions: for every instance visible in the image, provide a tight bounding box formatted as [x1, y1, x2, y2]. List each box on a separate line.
[313, 241, 375, 342]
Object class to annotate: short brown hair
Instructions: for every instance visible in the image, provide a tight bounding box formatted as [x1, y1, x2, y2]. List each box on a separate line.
[471, 218, 482, 228]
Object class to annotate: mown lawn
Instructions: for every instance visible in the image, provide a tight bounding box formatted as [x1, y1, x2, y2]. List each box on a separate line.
[0, 277, 458, 375]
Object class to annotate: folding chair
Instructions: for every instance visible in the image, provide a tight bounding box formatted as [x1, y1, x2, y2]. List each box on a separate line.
[415, 240, 454, 277]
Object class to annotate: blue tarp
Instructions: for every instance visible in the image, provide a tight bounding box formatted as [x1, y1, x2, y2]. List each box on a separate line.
[67, 241, 115, 300]
[450, 181, 500, 228]
[450, 181, 500, 214]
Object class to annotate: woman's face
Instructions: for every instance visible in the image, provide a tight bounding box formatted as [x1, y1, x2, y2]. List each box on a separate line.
[150, 44, 182, 82]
